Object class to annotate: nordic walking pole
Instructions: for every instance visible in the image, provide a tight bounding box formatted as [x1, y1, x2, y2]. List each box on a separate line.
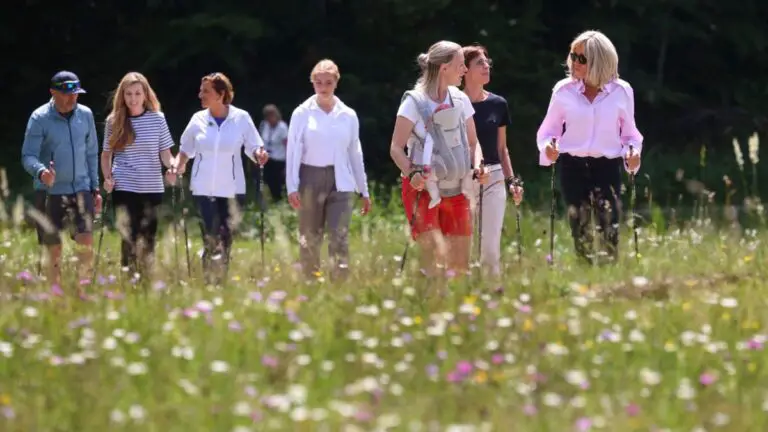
[258, 164, 266, 270]
[510, 175, 524, 262]
[629, 144, 639, 260]
[179, 179, 191, 277]
[399, 169, 424, 274]
[93, 191, 110, 282]
[548, 138, 558, 266]
[172, 181, 180, 277]
[36, 191, 47, 276]
[477, 159, 485, 264]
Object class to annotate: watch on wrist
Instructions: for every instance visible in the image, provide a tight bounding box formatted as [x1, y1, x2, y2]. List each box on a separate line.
[505, 175, 524, 189]
[408, 167, 423, 181]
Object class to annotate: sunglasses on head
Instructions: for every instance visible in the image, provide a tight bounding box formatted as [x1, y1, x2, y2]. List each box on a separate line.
[52, 81, 81, 91]
[569, 52, 587, 65]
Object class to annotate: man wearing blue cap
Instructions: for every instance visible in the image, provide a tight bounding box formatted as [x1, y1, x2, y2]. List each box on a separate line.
[21, 71, 102, 290]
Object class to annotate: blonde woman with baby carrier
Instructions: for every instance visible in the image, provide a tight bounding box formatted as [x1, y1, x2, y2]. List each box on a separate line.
[389, 40, 489, 278]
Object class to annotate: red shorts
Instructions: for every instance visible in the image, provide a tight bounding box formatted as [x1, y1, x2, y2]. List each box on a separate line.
[401, 176, 472, 239]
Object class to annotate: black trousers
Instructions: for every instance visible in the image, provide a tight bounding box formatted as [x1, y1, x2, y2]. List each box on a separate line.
[253, 160, 285, 202]
[195, 196, 236, 272]
[559, 154, 622, 263]
[112, 191, 164, 269]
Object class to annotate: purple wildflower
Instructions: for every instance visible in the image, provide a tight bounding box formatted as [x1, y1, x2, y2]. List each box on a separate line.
[522, 404, 537, 416]
[16, 271, 34, 282]
[456, 360, 473, 375]
[426, 364, 439, 378]
[575, 417, 592, 431]
[747, 338, 764, 350]
[699, 372, 717, 386]
[228, 321, 242, 332]
[626, 403, 640, 417]
[261, 355, 278, 368]
[1, 406, 15, 419]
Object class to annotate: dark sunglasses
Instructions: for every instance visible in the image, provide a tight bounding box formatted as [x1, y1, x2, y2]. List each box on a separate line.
[569, 52, 587, 65]
[52, 81, 82, 91]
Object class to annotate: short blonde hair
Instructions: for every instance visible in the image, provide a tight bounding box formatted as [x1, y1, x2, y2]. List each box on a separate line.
[566, 30, 619, 88]
[414, 40, 462, 96]
[310, 59, 340, 82]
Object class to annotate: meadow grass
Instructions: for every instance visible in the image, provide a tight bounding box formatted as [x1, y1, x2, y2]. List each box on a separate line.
[0, 190, 767, 432]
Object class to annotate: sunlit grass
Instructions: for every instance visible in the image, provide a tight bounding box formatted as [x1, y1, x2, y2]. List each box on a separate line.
[0, 181, 767, 431]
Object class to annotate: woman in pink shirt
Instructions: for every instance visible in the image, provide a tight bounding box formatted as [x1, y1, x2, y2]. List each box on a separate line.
[536, 30, 643, 264]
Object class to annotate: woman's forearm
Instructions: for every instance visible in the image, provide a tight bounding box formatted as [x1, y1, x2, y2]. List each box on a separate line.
[100, 151, 112, 180]
[176, 152, 190, 170]
[159, 149, 174, 169]
[390, 144, 413, 174]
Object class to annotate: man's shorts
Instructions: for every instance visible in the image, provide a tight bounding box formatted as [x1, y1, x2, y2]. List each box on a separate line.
[401, 176, 472, 240]
[33, 191, 95, 246]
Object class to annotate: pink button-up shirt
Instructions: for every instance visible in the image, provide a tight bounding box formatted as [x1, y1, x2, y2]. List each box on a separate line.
[536, 77, 643, 173]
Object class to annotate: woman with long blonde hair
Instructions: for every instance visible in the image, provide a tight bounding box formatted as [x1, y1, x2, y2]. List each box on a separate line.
[101, 71, 177, 274]
[389, 40, 488, 278]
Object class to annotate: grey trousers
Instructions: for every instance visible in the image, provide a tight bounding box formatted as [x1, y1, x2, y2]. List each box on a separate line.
[298, 164, 353, 279]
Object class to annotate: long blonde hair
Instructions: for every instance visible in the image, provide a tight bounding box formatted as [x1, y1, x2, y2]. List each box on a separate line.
[414, 40, 462, 97]
[107, 72, 161, 152]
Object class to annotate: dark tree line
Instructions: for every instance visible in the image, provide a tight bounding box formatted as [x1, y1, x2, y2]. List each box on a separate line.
[2, 0, 767, 207]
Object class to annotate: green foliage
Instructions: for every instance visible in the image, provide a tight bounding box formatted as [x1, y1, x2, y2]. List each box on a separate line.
[3, 0, 768, 208]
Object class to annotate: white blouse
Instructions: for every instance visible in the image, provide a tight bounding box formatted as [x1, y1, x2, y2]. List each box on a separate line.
[285, 95, 369, 197]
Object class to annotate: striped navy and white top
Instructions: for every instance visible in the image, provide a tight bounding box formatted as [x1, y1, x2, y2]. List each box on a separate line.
[103, 111, 175, 194]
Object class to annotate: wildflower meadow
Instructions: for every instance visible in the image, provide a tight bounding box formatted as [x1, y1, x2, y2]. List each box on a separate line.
[1, 136, 767, 431]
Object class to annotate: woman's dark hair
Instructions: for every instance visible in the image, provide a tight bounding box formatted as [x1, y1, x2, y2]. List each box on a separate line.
[462, 44, 489, 67]
[202, 72, 235, 104]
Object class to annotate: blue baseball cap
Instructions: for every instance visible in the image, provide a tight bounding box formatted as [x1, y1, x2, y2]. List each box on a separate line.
[50, 71, 86, 94]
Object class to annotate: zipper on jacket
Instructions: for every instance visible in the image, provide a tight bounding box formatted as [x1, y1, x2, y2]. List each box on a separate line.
[231, 155, 235, 180]
[67, 116, 76, 194]
[210, 119, 223, 196]
[194, 154, 203, 178]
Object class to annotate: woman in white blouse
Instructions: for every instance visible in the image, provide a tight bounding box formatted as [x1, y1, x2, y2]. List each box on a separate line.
[286, 59, 371, 281]
[173, 72, 268, 282]
[258, 104, 289, 202]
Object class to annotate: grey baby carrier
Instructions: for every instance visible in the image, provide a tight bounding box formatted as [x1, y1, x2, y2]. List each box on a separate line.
[402, 88, 473, 197]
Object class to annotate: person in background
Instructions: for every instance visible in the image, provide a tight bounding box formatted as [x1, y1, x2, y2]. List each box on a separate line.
[285, 59, 371, 281]
[389, 41, 488, 278]
[173, 72, 268, 283]
[101, 72, 177, 276]
[461, 44, 524, 276]
[259, 104, 288, 202]
[21, 71, 102, 290]
[536, 30, 642, 264]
